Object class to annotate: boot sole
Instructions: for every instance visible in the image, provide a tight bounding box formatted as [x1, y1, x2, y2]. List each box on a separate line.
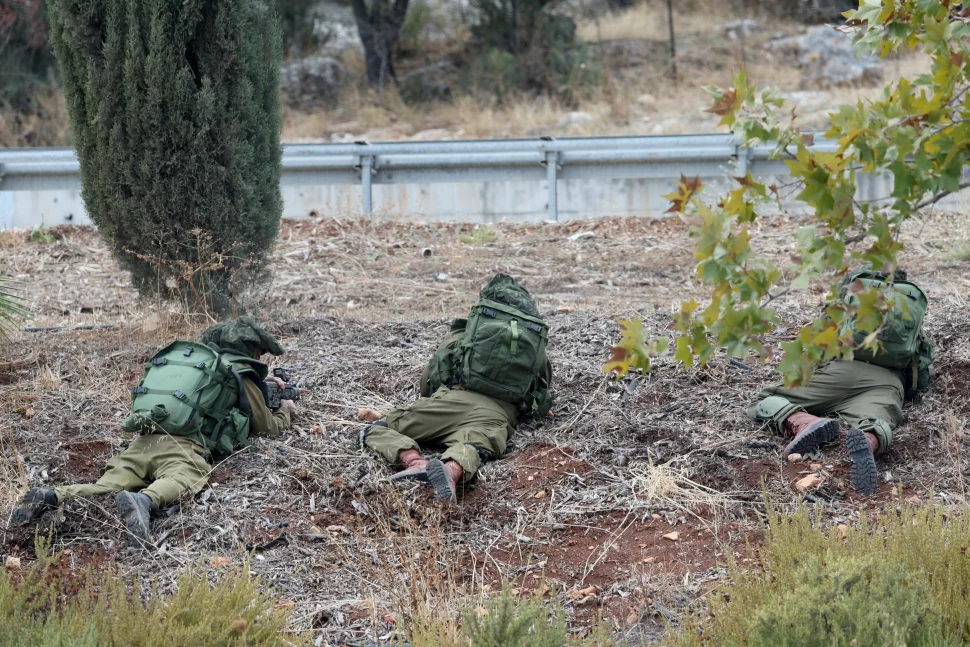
[9, 503, 51, 527]
[9, 490, 57, 528]
[425, 459, 457, 503]
[783, 419, 841, 458]
[389, 469, 431, 484]
[847, 428, 878, 495]
[115, 491, 151, 546]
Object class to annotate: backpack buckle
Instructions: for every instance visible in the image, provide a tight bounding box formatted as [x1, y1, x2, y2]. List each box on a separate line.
[528, 323, 541, 333]
[483, 308, 496, 318]
[152, 357, 168, 366]
[184, 348, 193, 357]
[194, 362, 205, 369]
[132, 386, 147, 396]
[173, 391, 187, 401]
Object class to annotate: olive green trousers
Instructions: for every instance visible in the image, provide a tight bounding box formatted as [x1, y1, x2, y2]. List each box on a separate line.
[54, 435, 211, 509]
[748, 360, 904, 455]
[362, 386, 518, 483]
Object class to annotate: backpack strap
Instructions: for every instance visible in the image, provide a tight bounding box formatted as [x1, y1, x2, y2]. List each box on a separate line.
[229, 365, 253, 415]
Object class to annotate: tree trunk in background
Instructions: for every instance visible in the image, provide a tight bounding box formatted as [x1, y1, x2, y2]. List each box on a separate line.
[352, 0, 409, 88]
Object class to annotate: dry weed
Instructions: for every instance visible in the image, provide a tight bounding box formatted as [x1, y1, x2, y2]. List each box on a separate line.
[577, 0, 736, 44]
[35, 362, 62, 391]
[629, 457, 732, 511]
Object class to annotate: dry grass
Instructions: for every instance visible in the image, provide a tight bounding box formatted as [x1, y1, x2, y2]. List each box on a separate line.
[576, 0, 736, 44]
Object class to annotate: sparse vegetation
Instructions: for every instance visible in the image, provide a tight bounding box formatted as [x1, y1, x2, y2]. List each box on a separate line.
[0, 547, 301, 646]
[667, 502, 970, 646]
[460, 227, 499, 244]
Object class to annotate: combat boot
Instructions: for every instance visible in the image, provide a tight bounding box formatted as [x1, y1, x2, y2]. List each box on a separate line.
[426, 459, 463, 503]
[846, 428, 879, 495]
[115, 491, 155, 548]
[389, 449, 431, 483]
[782, 412, 841, 459]
[9, 488, 58, 527]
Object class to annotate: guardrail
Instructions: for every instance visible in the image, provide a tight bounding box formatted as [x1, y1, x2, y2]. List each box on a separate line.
[0, 134, 839, 223]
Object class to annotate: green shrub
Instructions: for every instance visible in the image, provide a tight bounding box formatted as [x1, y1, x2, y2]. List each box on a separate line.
[667, 502, 970, 646]
[463, 589, 571, 647]
[47, 0, 284, 315]
[0, 551, 302, 646]
[459, 227, 499, 244]
[748, 556, 955, 647]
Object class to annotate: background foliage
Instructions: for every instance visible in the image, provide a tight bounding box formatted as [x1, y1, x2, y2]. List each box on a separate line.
[609, 0, 969, 386]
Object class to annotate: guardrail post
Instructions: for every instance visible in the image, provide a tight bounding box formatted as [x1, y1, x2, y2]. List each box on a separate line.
[545, 150, 559, 221]
[735, 145, 750, 177]
[356, 142, 373, 216]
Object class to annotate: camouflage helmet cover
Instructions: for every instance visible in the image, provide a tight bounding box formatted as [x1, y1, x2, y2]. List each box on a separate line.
[201, 316, 285, 357]
[479, 273, 541, 318]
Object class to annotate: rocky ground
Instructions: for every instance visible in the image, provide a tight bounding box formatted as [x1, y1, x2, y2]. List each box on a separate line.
[2, 211, 970, 644]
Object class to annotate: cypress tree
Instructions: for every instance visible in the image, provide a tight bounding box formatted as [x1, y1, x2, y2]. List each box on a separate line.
[47, 0, 283, 312]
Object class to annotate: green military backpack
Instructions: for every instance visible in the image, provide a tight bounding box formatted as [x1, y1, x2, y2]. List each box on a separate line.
[425, 274, 554, 415]
[839, 269, 933, 394]
[120, 340, 262, 457]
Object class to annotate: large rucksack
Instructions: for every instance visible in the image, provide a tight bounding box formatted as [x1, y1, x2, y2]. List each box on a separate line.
[839, 269, 933, 395]
[120, 340, 264, 457]
[425, 275, 554, 415]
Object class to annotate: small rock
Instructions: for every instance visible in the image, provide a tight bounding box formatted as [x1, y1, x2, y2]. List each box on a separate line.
[626, 611, 639, 626]
[636, 93, 657, 108]
[810, 463, 823, 471]
[787, 453, 803, 463]
[280, 56, 348, 108]
[411, 128, 452, 141]
[357, 408, 382, 422]
[568, 231, 596, 241]
[208, 555, 232, 569]
[662, 532, 680, 542]
[557, 306, 575, 313]
[643, 556, 658, 564]
[795, 474, 823, 493]
[723, 19, 759, 41]
[533, 490, 547, 499]
[434, 272, 451, 282]
[5, 556, 21, 570]
[559, 111, 595, 128]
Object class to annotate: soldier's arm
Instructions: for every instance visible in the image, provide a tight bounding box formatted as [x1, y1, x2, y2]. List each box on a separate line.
[243, 378, 291, 438]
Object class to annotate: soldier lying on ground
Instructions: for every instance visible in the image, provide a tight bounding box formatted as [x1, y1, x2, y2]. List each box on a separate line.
[9, 317, 297, 546]
[749, 268, 933, 495]
[359, 274, 554, 503]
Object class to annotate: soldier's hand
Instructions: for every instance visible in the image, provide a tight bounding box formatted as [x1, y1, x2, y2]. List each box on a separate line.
[267, 376, 286, 391]
[280, 399, 298, 417]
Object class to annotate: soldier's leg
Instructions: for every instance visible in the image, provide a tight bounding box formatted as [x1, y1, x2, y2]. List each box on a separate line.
[831, 362, 904, 455]
[11, 439, 151, 528]
[748, 362, 861, 457]
[747, 361, 856, 425]
[140, 436, 213, 509]
[360, 387, 470, 466]
[54, 438, 152, 503]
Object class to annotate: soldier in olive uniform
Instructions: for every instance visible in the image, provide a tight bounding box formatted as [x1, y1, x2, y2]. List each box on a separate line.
[9, 318, 297, 545]
[361, 274, 553, 503]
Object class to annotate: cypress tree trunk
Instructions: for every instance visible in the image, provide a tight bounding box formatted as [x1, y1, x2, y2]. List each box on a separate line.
[351, 0, 409, 88]
[47, 0, 283, 313]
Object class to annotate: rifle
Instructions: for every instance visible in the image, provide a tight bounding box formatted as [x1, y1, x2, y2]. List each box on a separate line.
[263, 367, 301, 411]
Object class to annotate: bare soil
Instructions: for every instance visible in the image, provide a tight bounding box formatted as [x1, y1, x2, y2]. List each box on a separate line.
[2, 211, 970, 644]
